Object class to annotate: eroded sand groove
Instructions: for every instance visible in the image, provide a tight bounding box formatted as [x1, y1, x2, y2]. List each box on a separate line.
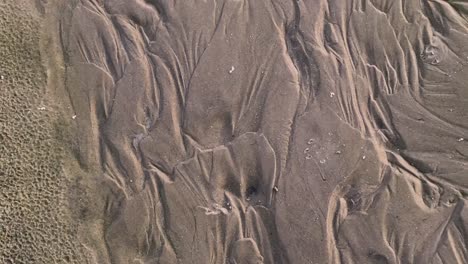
[39, 0, 468, 263]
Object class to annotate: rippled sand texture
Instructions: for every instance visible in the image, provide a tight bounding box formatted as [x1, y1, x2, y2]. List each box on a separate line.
[47, 0, 468, 263]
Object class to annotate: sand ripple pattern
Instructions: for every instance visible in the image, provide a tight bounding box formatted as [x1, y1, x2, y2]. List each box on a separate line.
[60, 0, 468, 263]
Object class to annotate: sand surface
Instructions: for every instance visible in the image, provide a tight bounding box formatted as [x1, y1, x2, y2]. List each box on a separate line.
[2, 0, 468, 263]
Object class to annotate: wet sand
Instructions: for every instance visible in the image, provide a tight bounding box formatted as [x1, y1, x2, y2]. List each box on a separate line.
[2, 0, 468, 263]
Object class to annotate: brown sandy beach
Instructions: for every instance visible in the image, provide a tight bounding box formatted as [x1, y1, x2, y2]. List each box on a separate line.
[1, 0, 468, 263]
